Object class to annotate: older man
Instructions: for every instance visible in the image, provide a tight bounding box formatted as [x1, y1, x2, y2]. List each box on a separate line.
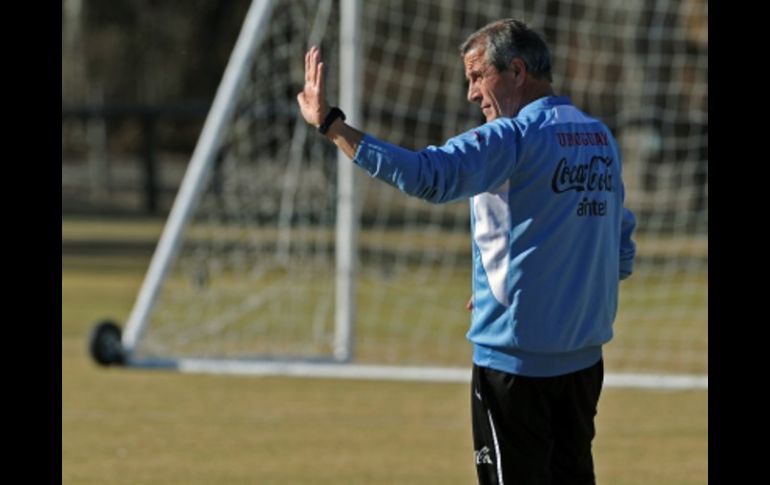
[297, 18, 636, 485]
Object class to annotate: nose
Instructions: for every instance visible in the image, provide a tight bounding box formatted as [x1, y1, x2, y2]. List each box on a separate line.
[467, 82, 481, 103]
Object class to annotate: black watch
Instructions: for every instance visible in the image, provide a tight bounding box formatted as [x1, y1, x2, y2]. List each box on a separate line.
[318, 107, 346, 135]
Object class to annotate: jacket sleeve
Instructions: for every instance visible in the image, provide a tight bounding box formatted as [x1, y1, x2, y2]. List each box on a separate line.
[619, 207, 637, 280]
[352, 120, 518, 204]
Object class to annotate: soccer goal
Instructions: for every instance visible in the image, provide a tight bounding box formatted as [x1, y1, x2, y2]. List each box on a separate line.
[89, 0, 708, 390]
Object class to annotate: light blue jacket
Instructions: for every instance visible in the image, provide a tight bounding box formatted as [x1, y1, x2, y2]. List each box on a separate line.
[353, 96, 636, 377]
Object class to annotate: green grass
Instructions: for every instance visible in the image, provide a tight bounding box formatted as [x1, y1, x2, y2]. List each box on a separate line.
[62, 217, 707, 484]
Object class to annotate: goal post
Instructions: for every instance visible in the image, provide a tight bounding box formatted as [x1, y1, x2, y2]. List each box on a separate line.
[120, 0, 278, 354]
[90, 0, 708, 391]
[333, 0, 362, 362]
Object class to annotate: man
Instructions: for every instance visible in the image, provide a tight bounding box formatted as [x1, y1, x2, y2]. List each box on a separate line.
[297, 18, 636, 485]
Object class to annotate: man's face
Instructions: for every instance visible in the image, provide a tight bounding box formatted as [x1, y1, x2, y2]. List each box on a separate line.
[463, 47, 520, 122]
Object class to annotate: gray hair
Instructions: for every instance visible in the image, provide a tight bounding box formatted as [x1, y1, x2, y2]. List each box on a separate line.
[460, 19, 552, 82]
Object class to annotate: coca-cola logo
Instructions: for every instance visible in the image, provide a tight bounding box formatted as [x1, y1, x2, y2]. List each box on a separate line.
[551, 156, 614, 194]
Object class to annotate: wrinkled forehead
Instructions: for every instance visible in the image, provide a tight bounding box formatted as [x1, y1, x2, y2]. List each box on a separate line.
[463, 47, 489, 76]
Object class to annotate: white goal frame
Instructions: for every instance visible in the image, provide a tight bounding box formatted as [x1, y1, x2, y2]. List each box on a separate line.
[115, 0, 707, 391]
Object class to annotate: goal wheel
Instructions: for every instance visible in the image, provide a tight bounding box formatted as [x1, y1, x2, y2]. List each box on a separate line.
[88, 320, 126, 366]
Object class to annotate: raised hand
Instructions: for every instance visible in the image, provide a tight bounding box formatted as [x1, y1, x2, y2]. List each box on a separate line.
[297, 45, 330, 128]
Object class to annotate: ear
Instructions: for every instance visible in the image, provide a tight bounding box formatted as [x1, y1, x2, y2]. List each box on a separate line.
[509, 58, 527, 85]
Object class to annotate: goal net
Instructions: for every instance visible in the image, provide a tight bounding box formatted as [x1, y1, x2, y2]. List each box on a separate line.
[116, 0, 707, 389]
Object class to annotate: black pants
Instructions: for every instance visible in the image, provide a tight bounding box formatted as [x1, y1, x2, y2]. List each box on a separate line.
[471, 359, 604, 485]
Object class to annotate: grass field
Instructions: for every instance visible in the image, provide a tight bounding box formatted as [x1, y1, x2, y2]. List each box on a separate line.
[62, 216, 707, 484]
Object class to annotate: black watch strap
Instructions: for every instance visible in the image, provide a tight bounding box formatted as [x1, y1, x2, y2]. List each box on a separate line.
[318, 107, 346, 134]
